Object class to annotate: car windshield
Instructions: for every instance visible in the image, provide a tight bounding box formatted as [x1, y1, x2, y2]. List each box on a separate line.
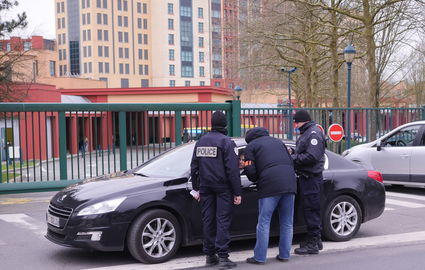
[134, 143, 195, 178]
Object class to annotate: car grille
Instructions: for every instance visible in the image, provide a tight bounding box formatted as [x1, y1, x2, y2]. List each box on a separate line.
[48, 203, 73, 228]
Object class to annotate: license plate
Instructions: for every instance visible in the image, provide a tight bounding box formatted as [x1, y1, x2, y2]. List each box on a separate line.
[46, 213, 60, 227]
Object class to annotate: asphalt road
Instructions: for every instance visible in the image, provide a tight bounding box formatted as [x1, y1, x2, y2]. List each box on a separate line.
[1, 186, 425, 270]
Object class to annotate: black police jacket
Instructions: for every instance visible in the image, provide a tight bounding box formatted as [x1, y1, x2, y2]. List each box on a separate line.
[190, 130, 241, 196]
[243, 127, 297, 198]
[292, 121, 326, 175]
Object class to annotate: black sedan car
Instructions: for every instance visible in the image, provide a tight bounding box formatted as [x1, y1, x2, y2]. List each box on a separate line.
[45, 139, 385, 264]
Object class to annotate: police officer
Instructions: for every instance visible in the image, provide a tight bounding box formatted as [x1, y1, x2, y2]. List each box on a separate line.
[290, 110, 326, 255]
[190, 111, 241, 268]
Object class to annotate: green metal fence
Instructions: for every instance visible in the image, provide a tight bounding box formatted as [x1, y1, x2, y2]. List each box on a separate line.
[241, 107, 425, 153]
[0, 102, 239, 193]
[0, 102, 424, 193]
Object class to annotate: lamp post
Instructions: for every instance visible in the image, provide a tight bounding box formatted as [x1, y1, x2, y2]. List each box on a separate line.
[280, 67, 297, 140]
[343, 44, 356, 150]
[234, 85, 243, 100]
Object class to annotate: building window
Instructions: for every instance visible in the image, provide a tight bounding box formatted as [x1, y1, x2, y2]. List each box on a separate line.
[98, 29, 102, 40]
[169, 80, 175, 87]
[62, 33, 66, 43]
[123, 0, 128, 11]
[180, 6, 192, 16]
[200, 81, 205, 86]
[125, 63, 130, 74]
[169, 64, 175, 76]
[87, 30, 91, 40]
[98, 46, 103, 57]
[62, 18, 65, 28]
[169, 49, 174, 60]
[82, 14, 86, 25]
[199, 52, 204, 62]
[103, 0, 107, 8]
[59, 49, 62, 60]
[144, 49, 148, 60]
[97, 0, 101, 8]
[88, 46, 92, 57]
[63, 49, 66, 59]
[98, 62, 104, 73]
[199, 66, 205, 77]
[182, 66, 193, 77]
[139, 64, 143, 75]
[124, 16, 128, 27]
[61, 2, 65, 12]
[137, 2, 142, 13]
[199, 37, 204, 47]
[57, 18, 61, 29]
[57, 2, 60, 13]
[118, 31, 123, 42]
[119, 63, 124, 74]
[124, 48, 129, 58]
[144, 65, 149, 75]
[185, 81, 190, 86]
[143, 18, 148, 29]
[119, 47, 123, 58]
[59, 65, 63, 76]
[141, 79, 149, 87]
[104, 30, 109, 41]
[181, 51, 193, 61]
[138, 18, 142, 29]
[117, 0, 122, 10]
[104, 46, 109, 57]
[168, 19, 174, 30]
[168, 3, 173, 14]
[143, 34, 148, 44]
[88, 62, 92, 73]
[121, 78, 129, 88]
[168, 34, 174, 45]
[118, 15, 122, 26]
[138, 34, 142, 44]
[125, 32, 129, 43]
[105, 62, 110, 73]
[214, 81, 221, 87]
[49, 61, 56, 76]
[97, 13, 102, 24]
[84, 63, 87, 73]
[198, 7, 203, 18]
[198, 22, 204, 33]
[23, 42, 31, 51]
[87, 13, 91, 24]
[143, 3, 147, 13]
[138, 49, 143, 59]
[103, 14, 108, 25]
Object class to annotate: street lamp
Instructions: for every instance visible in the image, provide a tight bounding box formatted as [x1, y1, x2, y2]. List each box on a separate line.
[280, 67, 297, 140]
[234, 85, 243, 100]
[343, 44, 356, 150]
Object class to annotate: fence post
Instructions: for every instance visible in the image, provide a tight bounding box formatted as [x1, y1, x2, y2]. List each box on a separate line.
[227, 100, 241, 137]
[422, 106, 425, 120]
[175, 111, 182, 146]
[119, 111, 127, 171]
[59, 111, 67, 180]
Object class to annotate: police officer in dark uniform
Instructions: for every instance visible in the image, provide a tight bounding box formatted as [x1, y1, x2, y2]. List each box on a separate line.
[190, 111, 241, 268]
[290, 110, 326, 255]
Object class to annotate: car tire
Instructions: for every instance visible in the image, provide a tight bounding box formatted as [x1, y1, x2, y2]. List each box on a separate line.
[322, 195, 362, 242]
[127, 209, 182, 264]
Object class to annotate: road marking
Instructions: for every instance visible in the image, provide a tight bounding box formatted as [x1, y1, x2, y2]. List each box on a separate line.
[0, 197, 51, 205]
[387, 192, 425, 202]
[384, 207, 394, 211]
[83, 230, 425, 270]
[386, 198, 425, 208]
[0, 213, 46, 237]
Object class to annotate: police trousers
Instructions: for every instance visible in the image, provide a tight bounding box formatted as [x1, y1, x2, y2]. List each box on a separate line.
[200, 187, 233, 258]
[298, 173, 323, 238]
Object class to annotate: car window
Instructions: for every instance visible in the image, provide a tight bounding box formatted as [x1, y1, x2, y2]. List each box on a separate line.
[135, 143, 195, 178]
[384, 125, 422, 147]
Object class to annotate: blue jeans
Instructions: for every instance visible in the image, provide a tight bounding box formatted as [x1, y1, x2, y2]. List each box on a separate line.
[254, 193, 295, 262]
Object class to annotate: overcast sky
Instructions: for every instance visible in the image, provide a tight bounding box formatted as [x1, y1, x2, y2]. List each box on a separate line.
[5, 0, 55, 39]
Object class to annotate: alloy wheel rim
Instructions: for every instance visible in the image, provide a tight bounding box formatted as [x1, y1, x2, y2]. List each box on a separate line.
[141, 218, 176, 258]
[330, 201, 358, 236]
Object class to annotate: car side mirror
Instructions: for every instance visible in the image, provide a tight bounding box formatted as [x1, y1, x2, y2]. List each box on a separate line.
[376, 140, 382, 151]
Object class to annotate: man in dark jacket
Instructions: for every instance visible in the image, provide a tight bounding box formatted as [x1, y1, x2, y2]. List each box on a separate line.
[242, 127, 297, 264]
[190, 111, 241, 268]
[290, 110, 326, 255]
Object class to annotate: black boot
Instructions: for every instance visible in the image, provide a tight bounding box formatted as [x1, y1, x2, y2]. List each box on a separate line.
[294, 237, 319, 255]
[206, 255, 219, 266]
[300, 237, 323, 250]
[218, 257, 237, 268]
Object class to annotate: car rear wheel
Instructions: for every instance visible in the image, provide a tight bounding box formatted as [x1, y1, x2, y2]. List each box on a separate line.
[323, 195, 362, 241]
[127, 209, 181, 264]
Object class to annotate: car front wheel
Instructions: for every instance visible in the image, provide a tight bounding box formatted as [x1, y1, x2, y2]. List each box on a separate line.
[323, 195, 362, 241]
[127, 209, 182, 264]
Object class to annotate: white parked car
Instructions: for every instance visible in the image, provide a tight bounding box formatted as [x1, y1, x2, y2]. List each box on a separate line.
[343, 121, 425, 186]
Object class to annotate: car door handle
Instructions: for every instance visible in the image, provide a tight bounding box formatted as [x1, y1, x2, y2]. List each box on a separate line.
[400, 154, 409, 158]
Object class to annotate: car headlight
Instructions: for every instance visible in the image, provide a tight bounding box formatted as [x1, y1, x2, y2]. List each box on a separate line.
[76, 197, 126, 216]
[342, 150, 350, 157]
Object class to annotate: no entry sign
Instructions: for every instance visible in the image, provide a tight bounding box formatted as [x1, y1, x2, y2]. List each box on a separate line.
[316, 124, 325, 133]
[328, 124, 344, 142]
